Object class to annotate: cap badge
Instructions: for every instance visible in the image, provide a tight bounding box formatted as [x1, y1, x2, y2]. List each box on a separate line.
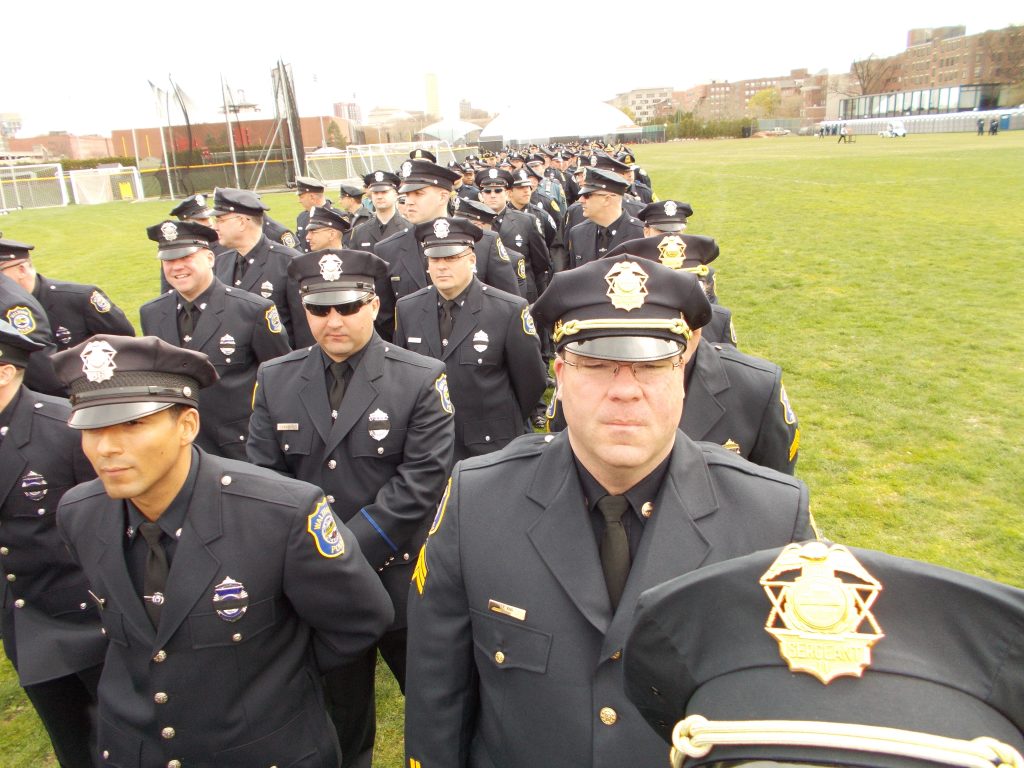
[80, 339, 118, 383]
[374, 171, 384, 182]
[432, 219, 451, 239]
[761, 541, 884, 684]
[212, 577, 249, 622]
[368, 408, 391, 441]
[657, 235, 686, 270]
[401, 161, 413, 178]
[20, 470, 48, 501]
[194, 194, 205, 206]
[414, 149, 423, 158]
[260, 280, 273, 298]
[160, 222, 179, 241]
[605, 261, 649, 311]
[219, 333, 236, 357]
[664, 200, 678, 217]
[318, 253, 344, 282]
[488, 168, 498, 179]
[472, 330, 489, 353]
[589, 155, 598, 166]
[452, 196, 461, 210]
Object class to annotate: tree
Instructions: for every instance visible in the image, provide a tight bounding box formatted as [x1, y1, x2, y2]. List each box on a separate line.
[748, 88, 781, 119]
[326, 122, 346, 150]
[851, 54, 899, 96]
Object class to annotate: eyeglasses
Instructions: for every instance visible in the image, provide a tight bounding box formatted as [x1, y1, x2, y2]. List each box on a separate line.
[213, 214, 244, 225]
[304, 295, 373, 317]
[579, 192, 613, 201]
[430, 250, 473, 264]
[561, 354, 682, 385]
[481, 187, 506, 194]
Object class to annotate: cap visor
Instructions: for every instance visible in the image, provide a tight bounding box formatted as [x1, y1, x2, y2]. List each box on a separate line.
[648, 221, 687, 233]
[303, 289, 374, 305]
[399, 180, 431, 193]
[564, 337, 682, 362]
[424, 244, 473, 258]
[68, 401, 175, 430]
[367, 183, 396, 192]
[158, 246, 205, 260]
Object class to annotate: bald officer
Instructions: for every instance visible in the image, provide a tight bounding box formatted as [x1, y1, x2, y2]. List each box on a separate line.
[55, 335, 392, 768]
[405, 254, 812, 768]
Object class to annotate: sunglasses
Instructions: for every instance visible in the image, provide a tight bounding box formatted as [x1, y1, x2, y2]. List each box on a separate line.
[303, 295, 373, 317]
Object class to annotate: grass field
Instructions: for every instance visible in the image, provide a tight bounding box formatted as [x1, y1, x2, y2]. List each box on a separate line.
[2, 132, 1022, 766]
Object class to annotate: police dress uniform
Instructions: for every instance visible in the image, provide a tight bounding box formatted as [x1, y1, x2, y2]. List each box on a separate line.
[704, 304, 738, 347]
[567, 209, 645, 269]
[0, 269, 62, 395]
[140, 278, 290, 460]
[492, 206, 551, 302]
[395, 238, 545, 460]
[0, 327, 104, 768]
[296, 200, 333, 254]
[452, 197, 528, 299]
[34, 273, 135, 349]
[53, 335, 393, 768]
[350, 211, 410, 251]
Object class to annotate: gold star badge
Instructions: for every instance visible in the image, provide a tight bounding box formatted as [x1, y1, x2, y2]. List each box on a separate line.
[656, 235, 686, 270]
[605, 261, 649, 311]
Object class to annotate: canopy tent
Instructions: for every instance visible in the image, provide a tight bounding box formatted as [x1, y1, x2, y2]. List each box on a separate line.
[415, 119, 483, 144]
[480, 99, 639, 144]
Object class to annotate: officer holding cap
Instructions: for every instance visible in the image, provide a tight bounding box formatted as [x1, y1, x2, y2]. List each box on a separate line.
[567, 167, 645, 269]
[395, 218, 545, 460]
[294, 176, 331, 254]
[210, 187, 311, 348]
[140, 220, 291, 461]
[351, 171, 408, 250]
[0, 321, 103, 768]
[405, 254, 813, 768]
[625, 541, 1024, 767]
[247, 249, 454, 768]
[55, 335, 392, 768]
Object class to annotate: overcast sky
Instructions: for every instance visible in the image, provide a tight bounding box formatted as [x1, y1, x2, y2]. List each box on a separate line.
[3, 1, 1019, 137]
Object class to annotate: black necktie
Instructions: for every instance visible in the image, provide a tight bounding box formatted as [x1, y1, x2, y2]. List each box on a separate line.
[597, 495, 630, 611]
[440, 300, 457, 342]
[596, 227, 610, 257]
[180, 302, 196, 342]
[139, 522, 169, 628]
[233, 253, 247, 285]
[329, 361, 349, 414]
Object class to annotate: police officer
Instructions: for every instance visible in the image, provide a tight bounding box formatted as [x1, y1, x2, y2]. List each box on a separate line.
[625, 540, 1024, 767]
[0, 322, 103, 768]
[617, 151, 655, 203]
[373, 160, 519, 340]
[337, 183, 372, 241]
[567, 167, 645, 269]
[247, 249, 455, 768]
[161, 195, 229, 292]
[564, 154, 644, 235]
[395, 218, 545, 460]
[262, 213, 300, 249]
[294, 176, 331, 253]
[350, 171, 408, 250]
[0, 238, 62, 395]
[451, 196, 527, 297]
[140, 221, 290, 460]
[511, 167, 559, 248]
[304, 205, 352, 251]
[456, 163, 479, 201]
[477, 168, 552, 302]
[0, 238, 134, 349]
[210, 187, 311, 348]
[405, 254, 813, 768]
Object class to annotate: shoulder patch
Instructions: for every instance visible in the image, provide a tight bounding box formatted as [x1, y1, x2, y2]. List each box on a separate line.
[729, 317, 738, 345]
[428, 477, 453, 538]
[281, 231, 297, 249]
[89, 290, 112, 313]
[496, 238, 511, 263]
[516, 258, 526, 280]
[434, 373, 454, 414]
[551, 199, 560, 212]
[5, 306, 36, 335]
[780, 382, 797, 425]
[265, 305, 283, 334]
[521, 307, 537, 336]
[307, 497, 345, 558]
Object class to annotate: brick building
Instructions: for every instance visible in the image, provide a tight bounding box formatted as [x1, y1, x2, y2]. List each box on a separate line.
[7, 132, 113, 160]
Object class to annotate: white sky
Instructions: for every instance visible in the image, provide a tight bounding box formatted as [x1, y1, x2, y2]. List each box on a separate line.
[3, 1, 1020, 137]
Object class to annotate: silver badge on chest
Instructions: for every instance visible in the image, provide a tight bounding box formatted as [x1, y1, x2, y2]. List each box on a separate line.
[472, 330, 489, 353]
[368, 408, 390, 442]
[219, 333, 236, 356]
[260, 280, 274, 298]
[212, 576, 249, 622]
[21, 470, 48, 501]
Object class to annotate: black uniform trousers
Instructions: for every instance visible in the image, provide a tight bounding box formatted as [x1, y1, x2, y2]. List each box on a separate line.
[22, 663, 103, 768]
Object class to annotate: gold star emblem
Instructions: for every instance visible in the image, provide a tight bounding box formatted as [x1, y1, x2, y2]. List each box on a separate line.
[604, 261, 649, 311]
[656, 235, 686, 270]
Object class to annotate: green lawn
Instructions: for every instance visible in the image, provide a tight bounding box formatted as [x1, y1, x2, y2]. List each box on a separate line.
[3, 132, 1022, 765]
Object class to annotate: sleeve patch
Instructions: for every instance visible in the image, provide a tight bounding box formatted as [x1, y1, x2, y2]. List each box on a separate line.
[5, 306, 36, 335]
[729, 318, 738, 345]
[789, 427, 800, 462]
[435, 373, 454, 414]
[281, 232, 297, 249]
[428, 477, 453, 537]
[780, 382, 796, 425]
[89, 290, 112, 313]
[496, 239, 511, 263]
[517, 258, 526, 280]
[266, 306, 283, 334]
[307, 497, 345, 558]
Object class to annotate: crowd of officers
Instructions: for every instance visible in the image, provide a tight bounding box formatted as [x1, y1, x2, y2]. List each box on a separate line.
[0, 138, 1021, 768]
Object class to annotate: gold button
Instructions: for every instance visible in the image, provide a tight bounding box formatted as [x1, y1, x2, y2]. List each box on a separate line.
[599, 707, 617, 725]
[610, 649, 622, 661]
[161, 726, 175, 739]
[494, 651, 505, 665]
[14, 599, 24, 608]
[232, 633, 242, 642]
[153, 650, 167, 663]
[154, 692, 168, 704]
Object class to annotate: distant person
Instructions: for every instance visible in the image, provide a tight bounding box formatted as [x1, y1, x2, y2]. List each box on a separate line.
[838, 124, 848, 144]
[990, 118, 998, 136]
[978, 117, 985, 135]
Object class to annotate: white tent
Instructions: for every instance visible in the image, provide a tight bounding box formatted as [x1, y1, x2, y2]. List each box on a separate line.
[417, 119, 483, 144]
[481, 99, 639, 143]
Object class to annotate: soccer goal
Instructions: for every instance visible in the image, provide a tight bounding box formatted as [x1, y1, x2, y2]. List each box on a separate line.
[68, 165, 145, 205]
[0, 163, 69, 212]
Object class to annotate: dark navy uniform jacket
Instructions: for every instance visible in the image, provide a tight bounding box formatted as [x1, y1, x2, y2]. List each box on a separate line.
[214, 234, 312, 348]
[405, 431, 813, 768]
[492, 206, 551, 301]
[58, 450, 393, 768]
[0, 272, 62, 395]
[247, 333, 454, 628]
[295, 199, 334, 254]
[140, 278, 291, 460]
[34, 273, 135, 350]
[395, 280, 546, 461]
[0, 387, 104, 686]
[350, 212, 411, 251]
[705, 304, 738, 348]
[262, 214, 299, 250]
[567, 211, 645, 269]
[372, 226, 520, 341]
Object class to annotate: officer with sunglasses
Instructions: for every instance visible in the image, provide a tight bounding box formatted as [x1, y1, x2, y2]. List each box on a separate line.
[247, 248, 454, 768]
[405, 252, 812, 768]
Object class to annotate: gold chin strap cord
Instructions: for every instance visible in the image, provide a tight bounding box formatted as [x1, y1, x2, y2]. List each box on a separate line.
[669, 716, 1024, 768]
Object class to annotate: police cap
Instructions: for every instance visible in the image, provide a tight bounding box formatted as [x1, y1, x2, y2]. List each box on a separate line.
[306, 206, 352, 234]
[475, 168, 514, 190]
[295, 176, 326, 194]
[363, 170, 401, 192]
[289, 249, 387, 306]
[607, 234, 719, 271]
[211, 188, 269, 217]
[0, 318, 45, 368]
[532, 252, 711, 362]
[451, 196, 497, 225]
[338, 183, 365, 200]
[146, 220, 218, 260]
[624, 541, 1024, 767]
[415, 218, 483, 258]
[0, 236, 33, 265]
[54, 335, 219, 429]
[409, 147, 437, 162]
[169, 194, 215, 221]
[578, 167, 630, 197]
[399, 160, 460, 194]
[637, 200, 694, 233]
[588, 152, 631, 173]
